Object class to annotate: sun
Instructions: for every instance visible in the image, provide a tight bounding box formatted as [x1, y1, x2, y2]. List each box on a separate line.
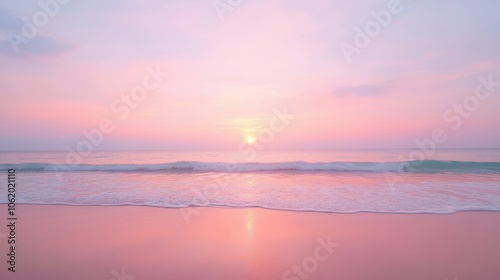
[246, 136, 255, 144]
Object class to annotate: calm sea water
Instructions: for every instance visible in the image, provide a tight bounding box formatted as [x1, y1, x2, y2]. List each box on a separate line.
[1, 149, 500, 214]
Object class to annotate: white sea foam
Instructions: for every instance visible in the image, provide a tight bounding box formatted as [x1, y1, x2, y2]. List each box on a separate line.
[2, 150, 500, 214]
[2, 171, 500, 214]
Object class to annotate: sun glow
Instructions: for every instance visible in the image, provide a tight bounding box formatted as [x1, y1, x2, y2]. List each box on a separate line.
[246, 136, 255, 144]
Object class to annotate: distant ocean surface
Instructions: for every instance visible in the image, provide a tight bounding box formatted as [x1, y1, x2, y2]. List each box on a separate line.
[1, 149, 500, 214]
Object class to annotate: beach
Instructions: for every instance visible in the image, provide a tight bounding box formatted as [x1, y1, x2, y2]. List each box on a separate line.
[1, 205, 500, 280]
[2, 0, 500, 278]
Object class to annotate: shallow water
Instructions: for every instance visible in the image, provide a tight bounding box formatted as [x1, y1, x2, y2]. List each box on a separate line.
[1, 149, 500, 213]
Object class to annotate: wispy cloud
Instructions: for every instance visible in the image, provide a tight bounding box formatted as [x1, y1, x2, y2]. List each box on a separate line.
[0, 8, 70, 57]
[332, 80, 396, 97]
[0, 8, 23, 30]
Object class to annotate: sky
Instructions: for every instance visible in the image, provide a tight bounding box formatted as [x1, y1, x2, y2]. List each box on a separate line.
[0, 0, 499, 151]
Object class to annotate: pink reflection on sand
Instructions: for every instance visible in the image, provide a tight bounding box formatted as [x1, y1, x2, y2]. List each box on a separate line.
[2, 205, 500, 279]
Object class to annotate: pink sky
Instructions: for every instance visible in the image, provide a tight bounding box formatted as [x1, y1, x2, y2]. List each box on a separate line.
[0, 0, 499, 150]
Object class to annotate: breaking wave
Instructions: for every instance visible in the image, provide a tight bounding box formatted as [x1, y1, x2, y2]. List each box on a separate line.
[2, 160, 500, 173]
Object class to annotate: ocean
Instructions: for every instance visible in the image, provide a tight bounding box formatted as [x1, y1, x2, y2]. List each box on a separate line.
[1, 149, 500, 214]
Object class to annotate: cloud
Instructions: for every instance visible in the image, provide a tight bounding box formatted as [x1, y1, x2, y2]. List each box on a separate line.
[0, 35, 70, 57]
[0, 8, 70, 57]
[0, 9, 23, 31]
[332, 81, 396, 97]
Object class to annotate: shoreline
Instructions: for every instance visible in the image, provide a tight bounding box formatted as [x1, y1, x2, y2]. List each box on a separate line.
[1, 202, 499, 215]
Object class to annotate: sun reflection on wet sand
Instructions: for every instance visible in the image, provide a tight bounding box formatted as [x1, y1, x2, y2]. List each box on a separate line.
[245, 208, 255, 244]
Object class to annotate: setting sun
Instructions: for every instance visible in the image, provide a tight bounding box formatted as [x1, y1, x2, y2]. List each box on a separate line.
[246, 136, 255, 144]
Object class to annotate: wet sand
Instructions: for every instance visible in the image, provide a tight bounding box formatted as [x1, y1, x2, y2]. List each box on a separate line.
[1, 205, 500, 280]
